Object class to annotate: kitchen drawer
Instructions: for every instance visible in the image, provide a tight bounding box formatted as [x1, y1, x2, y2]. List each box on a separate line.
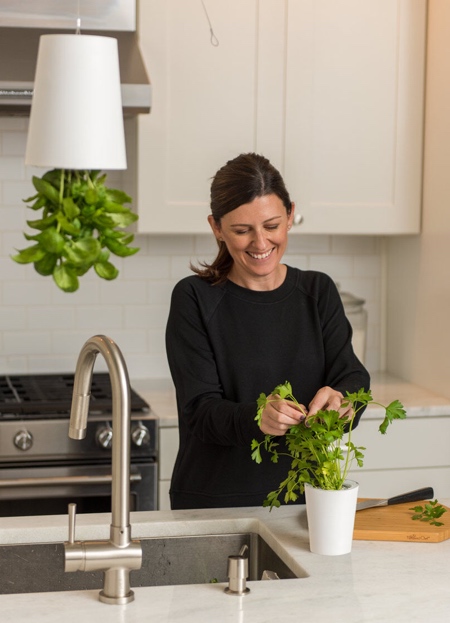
[349, 416, 450, 470]
[348, 467, 450, 500]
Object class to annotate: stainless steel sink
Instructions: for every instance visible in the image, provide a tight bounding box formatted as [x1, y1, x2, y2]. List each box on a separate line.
[0, 532, 306, 594]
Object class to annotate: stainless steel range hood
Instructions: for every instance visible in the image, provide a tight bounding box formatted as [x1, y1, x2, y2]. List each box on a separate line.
[0, 1, 151, 116]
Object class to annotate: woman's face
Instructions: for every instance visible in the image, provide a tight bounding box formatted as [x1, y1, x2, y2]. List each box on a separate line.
[208, 193, 295, 290]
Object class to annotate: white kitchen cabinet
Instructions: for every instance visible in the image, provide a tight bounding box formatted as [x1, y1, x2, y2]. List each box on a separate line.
[136, 0, 426, 235]
[158, 426, 179, 510]
[348, 415, 450, 499]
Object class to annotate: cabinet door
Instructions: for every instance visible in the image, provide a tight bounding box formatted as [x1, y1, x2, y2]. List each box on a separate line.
[137, 0, 262, 234]
[158, 426, 179, 510]
[284, 0, 426, 234]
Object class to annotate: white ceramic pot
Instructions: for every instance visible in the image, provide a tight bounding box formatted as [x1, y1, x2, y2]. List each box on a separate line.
[304, 480, 359, 556]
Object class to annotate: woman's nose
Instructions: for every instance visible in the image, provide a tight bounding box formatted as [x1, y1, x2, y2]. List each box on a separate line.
[253, 229, 268, 249]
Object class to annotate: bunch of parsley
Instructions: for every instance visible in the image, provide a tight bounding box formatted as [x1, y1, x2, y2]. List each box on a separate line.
[251, 382, 406, 509]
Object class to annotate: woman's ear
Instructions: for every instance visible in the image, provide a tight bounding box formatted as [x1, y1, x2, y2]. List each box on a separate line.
[288, 202, 295, 229]
[207, 215, 222, 242]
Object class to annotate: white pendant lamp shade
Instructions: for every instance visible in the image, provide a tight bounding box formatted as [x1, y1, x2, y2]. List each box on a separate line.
[25, 34, 127, 170]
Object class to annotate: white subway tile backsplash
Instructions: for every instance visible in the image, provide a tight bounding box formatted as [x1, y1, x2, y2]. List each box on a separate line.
[283, 254, 309, 270]
[0, 206, 29, 231]
[125, 305, 169, 330]
[50, 281, 101, 306]
[147, 280, 177, 305]
[26, 354, 86, 374]
[309, 255, 354, 280]
[99, 278, 148, 305]
[0, 256, 24, 280]
[331, 235, 378, 255]
[51, 331, 102, 356]
[2, 178, 36, 204]
[0, 128, 384, 376]
[2, 180, 35, 204]
[0, 356, 29, 374]
[354, 254, 382, 278]
[28, 307, 76, 331]
[3, 279, 53, 305]
[121, 252, 169, 280]
[170, 255, 196, 281]
[148, 328, 166, 354]
[147, 235, 195, 256]
[0, 157, 26, 180]
[194, 234, 218, 255]
[122, 253, 171, 280]
[127, 353, 171, 380]
[2, 132, 28, 156]
[75, 306, 123, 331]
[287, 234, 331, 254]
[0, 307, 27, 331]
[3, 331, 51, 356]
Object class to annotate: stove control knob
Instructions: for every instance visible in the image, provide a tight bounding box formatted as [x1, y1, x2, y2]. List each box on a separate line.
[96, 425, 113, 450]
[14, 429, 33, 451]
[131, 423, 151, 448]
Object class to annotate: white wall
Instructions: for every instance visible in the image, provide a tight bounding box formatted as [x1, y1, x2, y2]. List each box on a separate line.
[0, 117, 383, 379]
[386, 0, 450, 399]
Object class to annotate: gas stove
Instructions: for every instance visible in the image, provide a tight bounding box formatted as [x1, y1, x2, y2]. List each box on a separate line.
[0, 373, 158, 516]
[0, 372, 156, 464]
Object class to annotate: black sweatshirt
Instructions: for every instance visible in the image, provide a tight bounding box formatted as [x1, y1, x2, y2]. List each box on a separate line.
[165, 266, 370, 509]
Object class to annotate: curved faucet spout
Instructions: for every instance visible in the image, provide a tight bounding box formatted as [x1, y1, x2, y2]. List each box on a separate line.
[65, 335, 142, 604]
[70, 334, 132, 538]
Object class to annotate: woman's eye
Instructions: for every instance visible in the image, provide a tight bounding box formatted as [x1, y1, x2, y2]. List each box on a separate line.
[235, 230, 249, 235]
[265, 225, 279, 231]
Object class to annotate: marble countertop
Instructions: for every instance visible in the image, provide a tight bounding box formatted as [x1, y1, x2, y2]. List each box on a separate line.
[132, 373, 450, 427]
[0, 503, 449, 622]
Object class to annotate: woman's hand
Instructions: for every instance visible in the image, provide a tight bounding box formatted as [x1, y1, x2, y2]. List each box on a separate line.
[307, 386, 353, 419]
[259, 394, 307, 436]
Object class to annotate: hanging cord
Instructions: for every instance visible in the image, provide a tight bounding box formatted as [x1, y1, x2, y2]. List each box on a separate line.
[75, 0, 81, 33]
[201, 0, 219, 46]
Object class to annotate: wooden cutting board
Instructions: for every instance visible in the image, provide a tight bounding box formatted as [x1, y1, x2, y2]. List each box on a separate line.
[353, 500, 450, 542]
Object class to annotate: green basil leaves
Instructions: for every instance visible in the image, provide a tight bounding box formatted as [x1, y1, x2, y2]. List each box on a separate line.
[12, 169, 139, 292]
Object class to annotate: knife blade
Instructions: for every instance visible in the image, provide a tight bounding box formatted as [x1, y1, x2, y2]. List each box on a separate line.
[356, 487, 434, 511]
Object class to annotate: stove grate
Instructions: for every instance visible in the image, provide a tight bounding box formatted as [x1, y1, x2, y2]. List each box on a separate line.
[0, 373, 149, 417]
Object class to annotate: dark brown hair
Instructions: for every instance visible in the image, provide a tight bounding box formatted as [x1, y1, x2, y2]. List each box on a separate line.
[192, 153, 292, 283]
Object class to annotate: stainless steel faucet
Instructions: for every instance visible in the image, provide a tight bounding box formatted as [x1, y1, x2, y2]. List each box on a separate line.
[64, 335, 142, 605]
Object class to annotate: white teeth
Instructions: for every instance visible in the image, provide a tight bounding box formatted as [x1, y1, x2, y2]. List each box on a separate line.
[248, 249, 273, 260]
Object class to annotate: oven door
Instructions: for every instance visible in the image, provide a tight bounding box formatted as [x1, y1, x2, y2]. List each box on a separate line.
[0, 461, 157, 517]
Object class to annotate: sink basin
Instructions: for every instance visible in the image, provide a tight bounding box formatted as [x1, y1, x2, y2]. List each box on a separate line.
[0, 532, 306, 594]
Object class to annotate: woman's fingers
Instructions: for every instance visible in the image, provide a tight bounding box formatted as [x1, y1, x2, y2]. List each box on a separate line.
[308, 386, 353, 419]
[259, 386, 355, 435]
[259, 396, 306, 435]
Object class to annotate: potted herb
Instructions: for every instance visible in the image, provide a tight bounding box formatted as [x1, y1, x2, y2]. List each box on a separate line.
[251, 382, 406, 555]
[12, 169, 139, 293]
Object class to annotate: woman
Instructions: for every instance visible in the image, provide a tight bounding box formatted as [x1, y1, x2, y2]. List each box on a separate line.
[165, 153, 370, 509]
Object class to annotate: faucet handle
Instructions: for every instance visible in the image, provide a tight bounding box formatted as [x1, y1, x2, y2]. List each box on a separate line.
[67, 502, 77, 544]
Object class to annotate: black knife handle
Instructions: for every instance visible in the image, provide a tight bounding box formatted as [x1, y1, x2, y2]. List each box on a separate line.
[387, 487, 434, 506]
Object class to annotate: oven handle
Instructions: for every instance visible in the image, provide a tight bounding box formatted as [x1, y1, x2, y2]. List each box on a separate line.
[0, 473, 142, 488]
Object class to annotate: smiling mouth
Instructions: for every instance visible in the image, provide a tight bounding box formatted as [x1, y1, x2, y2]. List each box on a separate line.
[247, 248, 274, 260]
